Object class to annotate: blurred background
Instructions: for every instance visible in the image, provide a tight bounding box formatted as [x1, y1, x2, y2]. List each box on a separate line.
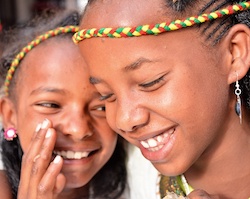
[0, 0, 87, 30]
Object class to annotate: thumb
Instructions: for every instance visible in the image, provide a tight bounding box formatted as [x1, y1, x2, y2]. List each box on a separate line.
[187, 189, 219, 199]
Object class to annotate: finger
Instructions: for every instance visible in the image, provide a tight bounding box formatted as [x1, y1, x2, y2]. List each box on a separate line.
[18, 119, 52, 198]
[187, 189, 219, 199]
[28, 128, 57, 195]
[54, 173, 66, 196]
[36, 156, 65, 198]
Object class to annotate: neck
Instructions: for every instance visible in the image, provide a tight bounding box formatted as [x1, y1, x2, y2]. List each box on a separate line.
[185, 116, 250, 198]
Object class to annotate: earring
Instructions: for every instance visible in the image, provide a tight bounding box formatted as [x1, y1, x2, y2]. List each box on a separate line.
[4, 127, 17, 141]
[235, 73, 242, 124]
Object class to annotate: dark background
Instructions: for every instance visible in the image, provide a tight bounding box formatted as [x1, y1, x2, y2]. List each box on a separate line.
[0, 0, 86, 30]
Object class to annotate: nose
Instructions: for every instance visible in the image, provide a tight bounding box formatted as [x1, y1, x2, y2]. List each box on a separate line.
[60, 110, 93, 141]
[115, 98, 149, 133]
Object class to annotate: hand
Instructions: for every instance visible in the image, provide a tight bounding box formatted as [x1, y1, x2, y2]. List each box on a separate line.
[17, 119, 66, 199]
[187, 189, 220, 199]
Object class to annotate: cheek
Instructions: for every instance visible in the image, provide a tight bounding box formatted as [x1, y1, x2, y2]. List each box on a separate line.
[97, 120, 118, 148]
[102, 129, 117, 148]
[16, 112, 40, 153]
[100, 130, 118, 163]
[18, 127, 35, 153]
[104, 103, 118, 131]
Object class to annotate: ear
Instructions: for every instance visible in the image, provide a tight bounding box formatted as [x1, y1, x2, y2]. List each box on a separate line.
[225, 24, 250, 84]
[0, 97, 17, 130]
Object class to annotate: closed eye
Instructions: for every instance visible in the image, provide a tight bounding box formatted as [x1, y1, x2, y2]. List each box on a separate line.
[99, 93, 114, 101]
[139, 75, 166, 89]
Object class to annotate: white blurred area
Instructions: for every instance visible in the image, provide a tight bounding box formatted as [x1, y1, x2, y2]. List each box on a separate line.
[15, 0, 88, 24]
[76, 0, 88, 13]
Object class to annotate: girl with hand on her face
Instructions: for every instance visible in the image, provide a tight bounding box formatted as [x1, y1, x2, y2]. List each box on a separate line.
[0, 10, 127, 199]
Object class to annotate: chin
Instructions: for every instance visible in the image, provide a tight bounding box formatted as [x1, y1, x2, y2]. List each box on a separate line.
[64, 173, 92, 189]
[153, 162, 188, 177]
[65, 179, 89, 189]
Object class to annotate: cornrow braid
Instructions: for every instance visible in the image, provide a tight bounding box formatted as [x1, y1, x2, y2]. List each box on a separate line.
[4, 25, 79, 96]
[73, 1, 250, 43]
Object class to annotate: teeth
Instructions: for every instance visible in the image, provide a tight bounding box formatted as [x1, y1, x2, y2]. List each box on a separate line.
[141, 141, 149, 148]
[140, 129, 174, 151]
[54, 150, 90, 159]
[156, 135, 163, 142]
[147, 138, 158, 147]
[148, 144, 164, 152]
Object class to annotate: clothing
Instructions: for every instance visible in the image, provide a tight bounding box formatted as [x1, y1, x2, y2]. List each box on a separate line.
[126, 143, 160, 199]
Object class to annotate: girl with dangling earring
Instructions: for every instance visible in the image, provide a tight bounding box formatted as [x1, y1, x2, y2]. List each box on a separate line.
[75, 0, 250, 198]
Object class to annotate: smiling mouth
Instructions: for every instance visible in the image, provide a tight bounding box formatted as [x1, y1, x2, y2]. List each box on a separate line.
[53, 150, 98, 160]
[140, 129, 175, 152]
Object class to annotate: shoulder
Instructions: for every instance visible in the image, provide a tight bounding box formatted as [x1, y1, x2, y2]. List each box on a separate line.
[0, 170, 12, 199]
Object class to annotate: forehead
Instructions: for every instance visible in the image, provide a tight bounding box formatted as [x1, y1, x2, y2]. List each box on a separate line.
[18, 37, 88, 84]
[21, 38, 77, 69]
[82, 0, 168, 28]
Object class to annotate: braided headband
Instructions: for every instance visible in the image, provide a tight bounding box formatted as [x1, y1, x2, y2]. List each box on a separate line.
[4, 25, 79, 96]
[73, 1, 250, 43]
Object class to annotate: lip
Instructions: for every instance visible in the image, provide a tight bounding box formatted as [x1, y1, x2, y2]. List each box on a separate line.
[137, 127, 176, 162]
[129, 126, 176, 141]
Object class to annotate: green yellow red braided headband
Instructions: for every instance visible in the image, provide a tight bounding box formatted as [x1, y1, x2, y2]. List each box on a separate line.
[4, 25, 79, 96]
[73, 1, 250, 43]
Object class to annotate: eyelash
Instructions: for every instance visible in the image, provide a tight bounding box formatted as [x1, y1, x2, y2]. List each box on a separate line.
[100, 93, 114, 101]
[99, 75, 166, 101]
[139, 75, 165, 88]
[37, 103, 60, 108]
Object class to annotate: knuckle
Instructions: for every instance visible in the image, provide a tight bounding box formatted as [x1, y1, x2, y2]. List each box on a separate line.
[22, 154, 33, 165]
[32, 132, 43, 142]
[40, 153, 50, 162]
[37, 183, 47, 195]
[31, 164, 39, 175]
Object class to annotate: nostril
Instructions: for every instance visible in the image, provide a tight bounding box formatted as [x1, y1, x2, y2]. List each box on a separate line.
[132, 125, 138, 131]
[118, 127, 135, 134]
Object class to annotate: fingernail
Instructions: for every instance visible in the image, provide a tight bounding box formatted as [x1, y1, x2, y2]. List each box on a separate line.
[41, 119, 49, 129]
[45, 128, 52, 138]
[35, 123, 42, 132]
[53, 155, 61, 164]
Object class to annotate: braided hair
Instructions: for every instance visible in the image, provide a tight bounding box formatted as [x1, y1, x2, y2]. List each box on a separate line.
[0, 10, 127, 199]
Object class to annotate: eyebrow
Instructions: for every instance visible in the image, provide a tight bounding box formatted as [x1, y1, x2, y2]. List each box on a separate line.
[124, 57, 153, 71]
[30, 87, 66, 96]
[89, 57, 155, 85]
[89, 76, 102, 85]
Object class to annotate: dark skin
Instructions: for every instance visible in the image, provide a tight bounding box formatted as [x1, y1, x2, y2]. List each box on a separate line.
[78, 0, 250, 198]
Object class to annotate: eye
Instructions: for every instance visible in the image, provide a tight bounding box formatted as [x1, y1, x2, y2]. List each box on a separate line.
[90, 104, 106, 118]
[96, 105, 106, 111]
[36, 102, 60, 109]
[139, 75, 166, 91]
[33, 101, 61, 115]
